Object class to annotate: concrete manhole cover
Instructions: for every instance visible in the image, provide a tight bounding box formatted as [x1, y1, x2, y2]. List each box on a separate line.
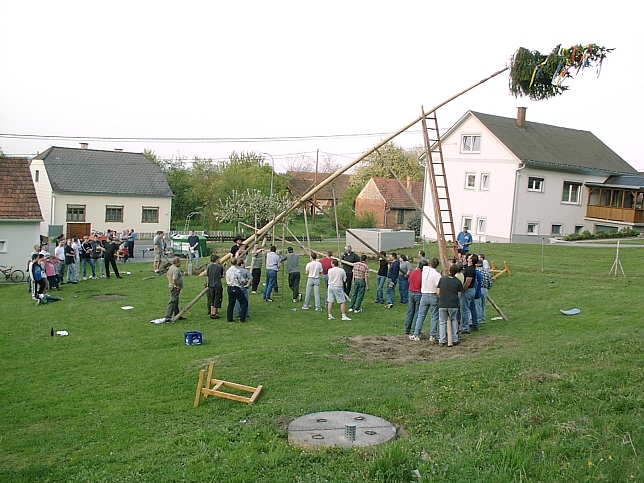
[288, 411, 396, 449]
[91, 294, 126, 301]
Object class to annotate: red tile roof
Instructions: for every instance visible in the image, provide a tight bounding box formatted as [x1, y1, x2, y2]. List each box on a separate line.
[370, 177, 423, 209]
[0, 158, 43, 220]
[287, 171, 352, 200]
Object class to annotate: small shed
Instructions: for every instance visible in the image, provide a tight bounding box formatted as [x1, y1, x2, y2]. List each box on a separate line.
[346, 229, 415, 253]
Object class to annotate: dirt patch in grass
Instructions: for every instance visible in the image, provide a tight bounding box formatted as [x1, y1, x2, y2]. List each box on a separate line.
[91, 294, 127, 301]
[524, 372, 565, 383]
[345, 333, 512, 363]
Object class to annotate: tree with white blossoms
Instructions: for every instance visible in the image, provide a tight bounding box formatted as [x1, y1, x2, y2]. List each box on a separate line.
[213, 189, 293, 226]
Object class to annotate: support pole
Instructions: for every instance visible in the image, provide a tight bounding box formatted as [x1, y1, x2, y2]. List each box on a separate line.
[303, 199, 311, 253]
[172, 287, 209, 323]
[332, 185, 341, 257]
[487, 296, 508, 321]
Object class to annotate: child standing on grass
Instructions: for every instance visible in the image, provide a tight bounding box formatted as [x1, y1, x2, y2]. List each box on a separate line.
[45, 254, 61, 291]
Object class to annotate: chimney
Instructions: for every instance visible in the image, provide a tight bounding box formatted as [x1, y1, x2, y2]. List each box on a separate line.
[406, 175, 412, 191]
[517, 107, 527, 128]
[80, 142, 89, 149]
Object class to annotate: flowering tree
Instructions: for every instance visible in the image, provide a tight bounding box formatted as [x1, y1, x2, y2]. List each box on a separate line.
[212, 189, 293, 226]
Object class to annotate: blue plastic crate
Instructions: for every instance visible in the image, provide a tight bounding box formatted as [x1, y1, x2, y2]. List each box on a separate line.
[184, 331, 203, 346]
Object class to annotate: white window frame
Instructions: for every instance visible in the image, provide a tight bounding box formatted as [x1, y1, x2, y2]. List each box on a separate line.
[476, 217, 486, 235]
[574, 225, 584, 234]
[0, 240, 7, 253]
[528, 176, 544, 192]
[480, 173, 490, 191]
[461, 134, 481, 153]
[562, 181, 582, 204]
[34, 170, 39, 182]
[465, 172, 476, 190]
[462, 216, 473, 231]
[551, 224, 563, 236]
[527, 222, 539, 235]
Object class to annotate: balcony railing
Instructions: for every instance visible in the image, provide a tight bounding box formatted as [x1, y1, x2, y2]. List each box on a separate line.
[586, 205, 644, 224]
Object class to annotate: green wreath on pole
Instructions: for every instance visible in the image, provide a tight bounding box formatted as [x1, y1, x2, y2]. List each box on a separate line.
[509, 44, 613, 100]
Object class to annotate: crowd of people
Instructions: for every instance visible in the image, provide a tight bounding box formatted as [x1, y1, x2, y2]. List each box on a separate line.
[27, 230, 137, 305]
[176, 226, 495, 350]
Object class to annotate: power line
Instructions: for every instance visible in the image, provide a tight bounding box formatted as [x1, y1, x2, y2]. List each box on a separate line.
[0, 128, 438, 144]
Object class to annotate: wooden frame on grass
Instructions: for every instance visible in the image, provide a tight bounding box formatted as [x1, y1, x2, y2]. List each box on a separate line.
[194, 362, 263, 407]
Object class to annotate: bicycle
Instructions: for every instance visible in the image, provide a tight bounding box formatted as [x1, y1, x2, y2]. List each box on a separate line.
[0, 264, 25, 283]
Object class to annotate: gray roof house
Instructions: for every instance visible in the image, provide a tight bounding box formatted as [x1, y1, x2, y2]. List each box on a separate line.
[31, 146, 173, 239]
[421, 108, 640, 243]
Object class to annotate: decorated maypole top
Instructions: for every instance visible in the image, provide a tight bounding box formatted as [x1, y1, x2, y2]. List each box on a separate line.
[509, 44, 613, 100]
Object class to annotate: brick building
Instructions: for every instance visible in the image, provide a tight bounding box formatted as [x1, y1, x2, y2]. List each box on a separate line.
[355, 177, 423, 229]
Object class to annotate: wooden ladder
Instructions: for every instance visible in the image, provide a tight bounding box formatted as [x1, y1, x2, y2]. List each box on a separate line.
[421, 109, 458, 272]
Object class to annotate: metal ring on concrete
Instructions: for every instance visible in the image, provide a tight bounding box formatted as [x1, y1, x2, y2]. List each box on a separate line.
[288, 411, 396, 449]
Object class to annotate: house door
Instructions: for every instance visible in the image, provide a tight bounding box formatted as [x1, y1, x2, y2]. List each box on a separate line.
[67, 223, 91, 239]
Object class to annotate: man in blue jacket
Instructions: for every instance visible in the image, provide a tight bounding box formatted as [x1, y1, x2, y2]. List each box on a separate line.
[385, 252, 399, 308]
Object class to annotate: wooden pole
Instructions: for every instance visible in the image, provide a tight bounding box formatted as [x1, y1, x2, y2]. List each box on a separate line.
[303, 198, 311, 253]
[487, 296, 508, 321]
[171, 287, 209, 323]
[224, 67, 508, 258]
[332, 185, 341, 257]
[280, 221, 285, 297]
[313, 149, 318, 225]
[175, 67, 509, 319]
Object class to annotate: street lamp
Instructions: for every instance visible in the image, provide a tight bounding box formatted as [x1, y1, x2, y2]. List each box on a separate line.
[260, 151, 275, 198]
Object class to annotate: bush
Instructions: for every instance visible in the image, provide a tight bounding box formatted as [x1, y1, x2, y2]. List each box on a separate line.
[563, 227, 638, 241]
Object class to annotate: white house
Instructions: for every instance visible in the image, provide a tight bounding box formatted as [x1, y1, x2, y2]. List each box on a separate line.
[421, 108, 639, 244]
[30, 146, 173, 239]
[0, 158, 43, 272]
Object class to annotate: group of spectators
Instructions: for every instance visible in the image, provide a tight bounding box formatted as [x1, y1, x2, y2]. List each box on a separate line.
[27, 230, 135, 305]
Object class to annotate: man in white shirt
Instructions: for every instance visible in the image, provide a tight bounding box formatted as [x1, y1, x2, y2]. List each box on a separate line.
[302, 252, 323, 311]
[54, 240, 66, 282]
[326, 259, 351, 321]
[411, 257, 441, 342]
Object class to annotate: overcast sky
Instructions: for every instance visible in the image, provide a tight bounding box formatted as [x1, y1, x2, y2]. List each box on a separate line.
[1, 1, 642, 172]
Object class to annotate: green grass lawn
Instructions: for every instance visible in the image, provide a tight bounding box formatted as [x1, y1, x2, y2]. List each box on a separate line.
[1, 242, 643, 482]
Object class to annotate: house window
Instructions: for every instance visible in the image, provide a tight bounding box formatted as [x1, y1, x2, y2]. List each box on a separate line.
[527, 177, 544, 192]
[480, 173, 490, 191]
[611, 190, 623, 208]
[66, 205, 86, 222]
[35, 170, 39, 182]
[527, 222, 539, 235]
[461, 135, 481, 153]
[142, 206, 159, 223]
[0, 240, 6, 253]
[562, 181, 582, 204]
[624, 191, 635, 209]
[476, 217, 486, 235]
[105, 205, 123, 222]
[396, 210, 405, 224]
[551, 224, 562, 235]
[575, 225, 584, 234]
[465, 172, 476, 189]
[462, 216, 472, 230]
